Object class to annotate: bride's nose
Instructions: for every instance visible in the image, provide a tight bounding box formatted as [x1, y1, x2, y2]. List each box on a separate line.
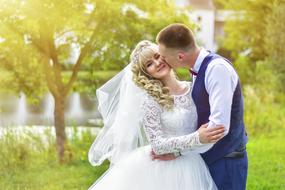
[159, 57, 167, 65]
[154, 60, 161, 67]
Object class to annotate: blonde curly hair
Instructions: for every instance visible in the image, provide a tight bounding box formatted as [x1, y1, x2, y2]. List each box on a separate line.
[130, 40, 174, 110]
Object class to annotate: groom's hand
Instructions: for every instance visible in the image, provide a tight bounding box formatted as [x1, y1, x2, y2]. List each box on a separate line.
[150, 150, 177, 161]
[198, 123, 225, 144]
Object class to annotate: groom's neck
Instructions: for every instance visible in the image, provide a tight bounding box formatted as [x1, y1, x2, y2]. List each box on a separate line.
[187, 47, 201, 69]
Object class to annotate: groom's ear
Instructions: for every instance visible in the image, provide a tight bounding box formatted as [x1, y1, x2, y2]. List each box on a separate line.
[178, 53, 185, 61]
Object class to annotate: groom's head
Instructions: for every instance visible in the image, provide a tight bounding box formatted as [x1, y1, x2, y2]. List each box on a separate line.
[156, 23, 199, 69]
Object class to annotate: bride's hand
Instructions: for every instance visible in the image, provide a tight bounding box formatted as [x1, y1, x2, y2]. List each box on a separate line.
[150, 150, 177, 161]
[198, 123, 225, 144]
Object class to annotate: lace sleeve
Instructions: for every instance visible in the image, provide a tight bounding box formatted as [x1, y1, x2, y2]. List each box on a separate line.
[142, 97, 202, 155]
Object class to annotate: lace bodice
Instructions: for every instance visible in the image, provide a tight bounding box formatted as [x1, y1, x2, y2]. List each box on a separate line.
[141, 82, 203, 155]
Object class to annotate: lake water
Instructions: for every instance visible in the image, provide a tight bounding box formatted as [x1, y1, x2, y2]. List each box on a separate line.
[0, 92, 102, 127]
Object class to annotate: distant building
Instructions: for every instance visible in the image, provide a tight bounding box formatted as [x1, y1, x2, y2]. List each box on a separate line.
[176, 0, 229, 52]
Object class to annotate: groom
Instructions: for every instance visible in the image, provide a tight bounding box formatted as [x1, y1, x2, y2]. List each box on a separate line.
[153, 23, 248, 190]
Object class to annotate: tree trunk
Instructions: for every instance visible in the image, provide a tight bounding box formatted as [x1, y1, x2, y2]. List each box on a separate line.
[54, 95, 66, 163]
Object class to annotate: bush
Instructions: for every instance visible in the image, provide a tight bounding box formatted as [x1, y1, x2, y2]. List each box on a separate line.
[0, 127, 109, 190]
[242, 60, 284, 135]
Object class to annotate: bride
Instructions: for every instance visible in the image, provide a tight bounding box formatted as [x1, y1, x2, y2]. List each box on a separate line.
[88, 40, 225, 190]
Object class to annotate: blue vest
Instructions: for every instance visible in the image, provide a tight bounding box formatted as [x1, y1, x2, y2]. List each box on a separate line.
[191, 53, 248, 165]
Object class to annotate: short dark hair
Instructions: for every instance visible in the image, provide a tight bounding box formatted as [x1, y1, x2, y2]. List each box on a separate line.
[156, 23, 196, 50]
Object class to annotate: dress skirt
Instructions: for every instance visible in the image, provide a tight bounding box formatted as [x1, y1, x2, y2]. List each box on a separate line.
[88, 145, 217, 190]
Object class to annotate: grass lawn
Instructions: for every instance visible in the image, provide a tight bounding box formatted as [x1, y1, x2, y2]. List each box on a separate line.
[0, 129, 284, 190]
[246, 133, 285, 189]
[1, 160, 109, 190]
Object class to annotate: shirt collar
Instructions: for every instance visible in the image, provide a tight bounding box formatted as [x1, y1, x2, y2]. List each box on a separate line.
[192, 48, 210, 73]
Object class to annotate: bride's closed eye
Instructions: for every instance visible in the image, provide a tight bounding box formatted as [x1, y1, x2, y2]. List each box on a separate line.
[146, 61, 153, 67]
[145, 53, 159, 67]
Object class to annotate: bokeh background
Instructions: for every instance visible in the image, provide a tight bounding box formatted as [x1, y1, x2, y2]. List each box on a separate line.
[0, 0, 284, 189]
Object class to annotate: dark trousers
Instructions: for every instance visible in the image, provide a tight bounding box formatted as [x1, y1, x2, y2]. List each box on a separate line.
[208, 151, 248, 190]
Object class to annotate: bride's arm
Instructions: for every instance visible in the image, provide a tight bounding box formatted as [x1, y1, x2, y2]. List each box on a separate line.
[142, 97, 210, 155]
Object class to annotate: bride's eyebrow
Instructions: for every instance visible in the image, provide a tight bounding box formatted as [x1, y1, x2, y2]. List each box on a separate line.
[153, 53, 160, 58]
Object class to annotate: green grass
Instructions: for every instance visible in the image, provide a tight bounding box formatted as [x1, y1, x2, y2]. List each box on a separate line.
[0, 128, 285, 190]
[247, 133, 285, 189]
[0, 128, 109, 190]
[1, 160, 108, 190]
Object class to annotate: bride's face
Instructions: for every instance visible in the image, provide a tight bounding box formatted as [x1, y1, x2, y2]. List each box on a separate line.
[143, 52, 171, 79]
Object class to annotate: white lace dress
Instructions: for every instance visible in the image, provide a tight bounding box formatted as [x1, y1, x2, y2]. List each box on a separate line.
[88, 82, 217, 190]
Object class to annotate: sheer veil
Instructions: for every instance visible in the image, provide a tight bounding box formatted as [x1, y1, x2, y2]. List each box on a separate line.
[88, 64, 148, 166]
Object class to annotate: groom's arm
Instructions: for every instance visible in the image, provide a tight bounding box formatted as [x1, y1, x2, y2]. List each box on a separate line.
[179, 59, 238, 155]
[153, 59, 238, 159]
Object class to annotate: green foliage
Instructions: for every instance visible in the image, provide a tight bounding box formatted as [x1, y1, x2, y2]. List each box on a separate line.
[0, 0, 195, 96]
[215, 0, 285, 135]
[265, 2, 285, 91]
[1, 127, 285, 189]
[82, 0, 196, 93]
[0, 0, 196, 162]
[244, 85, 285, 135]
[62, 70, 118, 93]
[217, 0, 285, 91]
[89, 0, 194, 70]
[0, 0, 89, 100]
[218, 0, 276, 60]
[175, 68, 192, 81]
[0, 128, 55, 173]
[232, 55, 254, 85]
[0, 127, 109, 190]
[241, 59, 284, 135]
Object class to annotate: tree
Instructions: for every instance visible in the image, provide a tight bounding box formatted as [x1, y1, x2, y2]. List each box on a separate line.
[0, 0, 195, 163]
[217, 0, 285, 89]
[265, 1, 285, 91]
[218, 0, 277, 60]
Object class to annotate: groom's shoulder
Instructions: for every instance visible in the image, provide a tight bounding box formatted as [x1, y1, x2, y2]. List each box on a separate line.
[213, 53, 234, 66]
[207, 56, 238, 76]
[208, 53, 234, 68]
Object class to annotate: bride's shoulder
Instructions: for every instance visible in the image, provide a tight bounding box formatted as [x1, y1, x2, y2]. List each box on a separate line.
[142, 94, 159, 105]
[141, 94, 162, 111]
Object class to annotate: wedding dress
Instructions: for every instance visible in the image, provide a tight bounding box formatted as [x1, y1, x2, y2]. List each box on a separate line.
[88, 81, 217, 190]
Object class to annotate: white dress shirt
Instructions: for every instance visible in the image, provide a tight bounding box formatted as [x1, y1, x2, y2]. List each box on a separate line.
[183, 48, 239, 154]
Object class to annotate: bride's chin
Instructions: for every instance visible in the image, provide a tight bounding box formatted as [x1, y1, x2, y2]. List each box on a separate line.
[157, 73, 169, 80]
[162, 69, 171, 76]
